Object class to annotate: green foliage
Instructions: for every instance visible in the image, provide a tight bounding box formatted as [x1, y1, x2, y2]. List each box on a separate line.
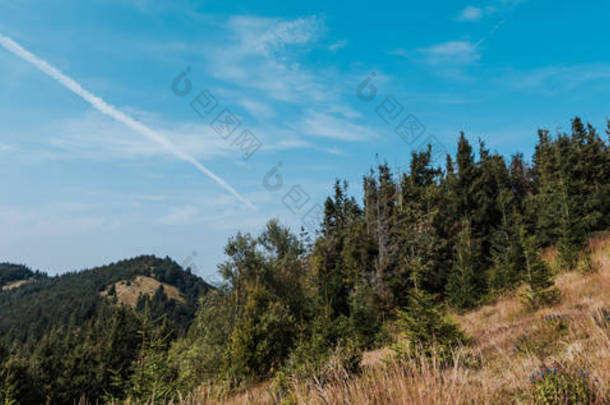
[446, 219, 482, 309]
[347, 284, 382, 350]
[520, 229, 560, 310]
[530, 366, 598, 404]
[514, 316, 569, 358]
[576, 247, 598, 275]
[394, 289, 468, 363]
[0, 363, 18, 405]
[0, 256, 212, 347]
[228, 286, 296, 380]
[168, 290, 234, 392]
[0, 263, 44, 289]
[128, 306, 178, 402]
[0, 258, 208, 404]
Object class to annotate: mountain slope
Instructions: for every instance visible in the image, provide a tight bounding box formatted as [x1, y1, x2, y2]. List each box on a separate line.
[0, 255, 213, 345]
[197, 233, 610, 404]
[0, 263, 45, 290]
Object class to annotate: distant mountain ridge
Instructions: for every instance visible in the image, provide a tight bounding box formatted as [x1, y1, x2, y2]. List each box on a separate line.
[0, 255, 213, 346]
[0, 263, 45, 289]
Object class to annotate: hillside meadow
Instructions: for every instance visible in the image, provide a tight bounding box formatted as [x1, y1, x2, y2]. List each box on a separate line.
[113, 232, 610, 404]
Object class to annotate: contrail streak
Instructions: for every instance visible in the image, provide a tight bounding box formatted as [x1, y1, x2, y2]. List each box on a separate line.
[0, 33, 255, 209]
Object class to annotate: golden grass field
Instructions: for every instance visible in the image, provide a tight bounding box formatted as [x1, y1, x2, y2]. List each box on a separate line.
[101, 275, 185, 307]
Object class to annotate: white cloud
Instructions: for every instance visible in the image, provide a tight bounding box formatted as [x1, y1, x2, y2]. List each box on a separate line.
[0, 205, 120, 236]
[329, 40, 347, 51]
[298, 111, 376, 141]
[205, 15, 334, 104]
[456, 0, 527, 22]
[418, 41, 480, 66]
[42, 110, 235, 161]
[457, 6, 483, 21]
[269, 138, 312, 150]
[201, 15, 377, 143]
[325, 147, 345, 155]
[159, 205, 200, 225]
[227, 15, 322, 56]
[238, 99, 275, 119]
[501, 65, 610, 93]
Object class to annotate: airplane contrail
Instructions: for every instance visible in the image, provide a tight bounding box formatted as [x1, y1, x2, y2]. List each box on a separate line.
[0, 33, 255, 209]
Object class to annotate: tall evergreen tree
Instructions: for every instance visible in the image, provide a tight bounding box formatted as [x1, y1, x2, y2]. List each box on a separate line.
[445, 219, 482, 309]
[519, 226, 558, 309]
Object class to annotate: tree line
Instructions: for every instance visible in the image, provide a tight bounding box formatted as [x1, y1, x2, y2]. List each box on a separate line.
[1, 117, 609, 404]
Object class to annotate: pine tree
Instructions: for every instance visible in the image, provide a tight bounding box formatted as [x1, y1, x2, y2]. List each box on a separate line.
[489, 190, 525, 290]
[520, 227, 559, 309]
[0, 364, 18, 405]
[129, 302, 178, 401]
[446, 219, 482, 309]
[227, 286, 296, 380]
[395, 288, 467, 363]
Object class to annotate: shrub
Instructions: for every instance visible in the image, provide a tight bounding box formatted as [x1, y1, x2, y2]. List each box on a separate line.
[520, 231, 561, 310]
[576, 247, 599, 274]
[530, 366, 599, 404]
[169, 290, 234, 391]
[228, 286, 296, 380]
[513, 316, 569, 358]
[394, 289, 469, 365]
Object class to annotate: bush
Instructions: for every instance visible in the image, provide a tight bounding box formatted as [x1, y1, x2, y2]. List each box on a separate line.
[169, 290, 234, 391]
[576, 247, 599, 275]
[228, 286, 296, 380]
[394, 289, 469, 365]
[530, 366, 599, 404]
[513, 316, 569, 358]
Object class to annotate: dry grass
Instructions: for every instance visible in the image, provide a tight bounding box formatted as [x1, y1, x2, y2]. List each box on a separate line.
[123, 234, 610, 404]
[100, 275, 185, 307]
[1, 278, 33, 291]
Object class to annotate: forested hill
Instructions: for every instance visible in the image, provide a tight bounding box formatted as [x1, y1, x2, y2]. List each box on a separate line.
[0, 263, 45, 289]
[0, 255, 213, 345]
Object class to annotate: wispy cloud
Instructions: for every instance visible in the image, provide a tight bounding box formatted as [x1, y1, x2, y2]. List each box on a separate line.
[418, 41, 480, 66]
[298, 110, 376, 141]
[238, 99, 275, 119]
[227, 15, 323, 56]
[207, 15, 329, 104]
[501, 64, 610, 94]
[42, 111, 234, 161]
[456, 0, 527, 22]
[0, 32, 254, 209]
[329, 40, 347, 51]
[456, 6, 484, 22]
[201, 15, 377, 143]
[159, 205, 200, 225]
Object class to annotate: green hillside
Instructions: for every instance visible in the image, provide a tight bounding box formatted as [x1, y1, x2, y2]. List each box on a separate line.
[0, 256, 213, 403]
[0, 256, 212, 345]
[0, 263, 45, 290]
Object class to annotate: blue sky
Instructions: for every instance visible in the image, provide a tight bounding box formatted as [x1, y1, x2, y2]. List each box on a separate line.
[1, 0, 609, 279]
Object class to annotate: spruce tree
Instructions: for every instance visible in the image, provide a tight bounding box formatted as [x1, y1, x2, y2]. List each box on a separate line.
[520, 227, 558, 309]
[446, 219, 481, 309]
[395, 267, 467, 363]
[489, 190, 525, 290]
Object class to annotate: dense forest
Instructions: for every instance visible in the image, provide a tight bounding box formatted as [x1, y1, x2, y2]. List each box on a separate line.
[1, 117, 609, 404]
[0, 256, 211, 403]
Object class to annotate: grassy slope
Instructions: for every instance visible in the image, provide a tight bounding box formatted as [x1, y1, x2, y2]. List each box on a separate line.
[100, 275, 186, 306]
[187, 233, 610, 404]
